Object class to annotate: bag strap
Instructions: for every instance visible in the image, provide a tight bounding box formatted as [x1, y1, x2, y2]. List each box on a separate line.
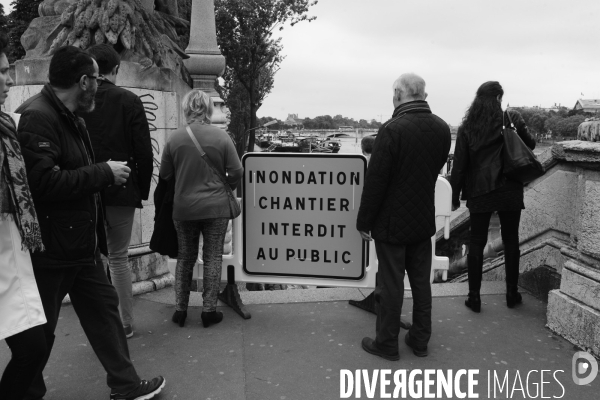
[503, 110, 516, 129]
[185, 125, 235, 195]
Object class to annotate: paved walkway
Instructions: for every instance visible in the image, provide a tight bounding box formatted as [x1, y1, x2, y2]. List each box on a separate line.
[1, 282, 597, 399]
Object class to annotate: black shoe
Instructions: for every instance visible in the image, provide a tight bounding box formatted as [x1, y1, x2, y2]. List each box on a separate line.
[506, 291, 522, 308]
[172, 310, 187, 327]
[361, 337, 399, 361]
[404, 332, 428, 357]
[201, 311, 223, 328]
[465, 292, 481, 313]
[110, 376, 165, 400]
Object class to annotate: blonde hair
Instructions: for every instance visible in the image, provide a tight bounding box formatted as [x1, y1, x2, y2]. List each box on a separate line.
[182, 89, 214, 124]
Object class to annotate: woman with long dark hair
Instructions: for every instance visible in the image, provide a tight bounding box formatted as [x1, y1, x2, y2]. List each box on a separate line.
[0, 32, 48, 399]
[450, 81, 536, 312]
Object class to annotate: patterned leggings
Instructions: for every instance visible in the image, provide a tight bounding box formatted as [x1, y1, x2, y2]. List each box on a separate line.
[173, 218, 229, 312]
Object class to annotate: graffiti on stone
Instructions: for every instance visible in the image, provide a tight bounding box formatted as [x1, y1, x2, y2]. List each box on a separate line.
[139, 93, 161, 184]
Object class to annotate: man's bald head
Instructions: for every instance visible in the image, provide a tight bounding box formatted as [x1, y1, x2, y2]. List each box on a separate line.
[392, 73, 427, 105]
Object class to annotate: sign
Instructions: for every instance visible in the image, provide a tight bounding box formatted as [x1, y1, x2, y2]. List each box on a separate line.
[242, 153, 367, 280]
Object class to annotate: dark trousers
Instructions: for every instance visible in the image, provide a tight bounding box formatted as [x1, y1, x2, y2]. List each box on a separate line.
[469, 211, 521, 286]
[469, 211, 521, 258]
[374, 238, 432, 352]
[24, 258, 140, 399]
[1, 325, 47, 400]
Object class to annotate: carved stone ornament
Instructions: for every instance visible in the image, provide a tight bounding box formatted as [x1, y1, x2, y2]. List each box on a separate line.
[22, 0, 192, 85]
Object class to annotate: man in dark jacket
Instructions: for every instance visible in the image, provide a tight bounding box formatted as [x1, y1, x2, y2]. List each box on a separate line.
[16, 46, 164, 400]
[357, 73, 451, 361]
[81, 44, 153, 339]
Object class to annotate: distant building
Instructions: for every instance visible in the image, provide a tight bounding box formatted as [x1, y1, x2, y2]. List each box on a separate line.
[284, 114, 302, 126]
[574, 99, 600, 114]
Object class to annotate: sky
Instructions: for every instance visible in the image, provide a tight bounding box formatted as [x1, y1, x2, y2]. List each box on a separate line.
[256, 0, 600, 125]
[3, 0, 599, 125]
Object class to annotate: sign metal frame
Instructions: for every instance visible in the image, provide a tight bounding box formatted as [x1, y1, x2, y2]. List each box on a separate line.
[241, 153, 367, 280]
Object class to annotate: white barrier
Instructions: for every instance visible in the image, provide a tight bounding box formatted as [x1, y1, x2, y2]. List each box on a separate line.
[167, 176, 452, 289]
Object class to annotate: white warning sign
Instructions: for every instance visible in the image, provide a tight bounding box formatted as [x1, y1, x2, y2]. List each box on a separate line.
[242, 153, 366, 280]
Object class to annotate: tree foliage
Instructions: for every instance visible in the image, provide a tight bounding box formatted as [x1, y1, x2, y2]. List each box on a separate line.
[214, 0, 317, 154]
[511, 106, 592, 138]
[0, 4, 8, 32]
[257, 114, 382, 131]
[6, 0, 43, 62]
[545, 115, 586, 137]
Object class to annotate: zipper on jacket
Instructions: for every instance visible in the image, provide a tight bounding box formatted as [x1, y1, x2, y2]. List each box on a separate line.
[76, 131, 98, 254]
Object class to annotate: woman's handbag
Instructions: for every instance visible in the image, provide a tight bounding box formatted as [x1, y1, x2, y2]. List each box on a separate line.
[185, 125, 241, 219]
[149, 177, 178, 258]
[501, 111, 545, 183]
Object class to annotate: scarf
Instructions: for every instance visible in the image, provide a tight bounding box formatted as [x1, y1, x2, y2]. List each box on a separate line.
[0, 112, 44, 252]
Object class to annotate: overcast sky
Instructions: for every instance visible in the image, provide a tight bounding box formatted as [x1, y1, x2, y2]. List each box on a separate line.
[3, 0, 599, 125]
[260, 0, 600, 125]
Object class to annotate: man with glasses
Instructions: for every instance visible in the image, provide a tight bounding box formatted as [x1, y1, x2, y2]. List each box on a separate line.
[16, 46, 165, 400]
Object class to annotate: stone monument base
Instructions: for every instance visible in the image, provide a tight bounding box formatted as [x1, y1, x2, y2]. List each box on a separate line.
[547, 260, 600, 357]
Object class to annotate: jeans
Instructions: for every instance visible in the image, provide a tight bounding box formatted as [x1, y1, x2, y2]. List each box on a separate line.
[104, 206, 136, 326]
[374, 238, 433, 352]
[173, 218, 229, 313]
[1, 325, 47, 400]
[24, 257, 140, 399]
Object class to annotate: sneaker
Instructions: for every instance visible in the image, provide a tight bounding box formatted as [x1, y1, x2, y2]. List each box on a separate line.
[405, 332, 428, 357]
[110, 377, 165, 400]
[361, 337, 400, 361]
[123, 325, 134, 339]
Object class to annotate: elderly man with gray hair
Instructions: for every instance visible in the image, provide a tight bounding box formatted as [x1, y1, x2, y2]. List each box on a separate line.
[356, 73, 451, 360]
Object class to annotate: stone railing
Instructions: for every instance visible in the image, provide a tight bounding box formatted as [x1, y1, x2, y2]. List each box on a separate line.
[436, 141, 600, 357]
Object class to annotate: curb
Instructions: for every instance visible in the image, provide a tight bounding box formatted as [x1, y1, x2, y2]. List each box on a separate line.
[61, 273, 175, 305]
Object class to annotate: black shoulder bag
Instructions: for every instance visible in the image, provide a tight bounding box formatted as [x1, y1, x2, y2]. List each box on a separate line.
[501, 111, 545, 184]
[149, 177, 178, 258]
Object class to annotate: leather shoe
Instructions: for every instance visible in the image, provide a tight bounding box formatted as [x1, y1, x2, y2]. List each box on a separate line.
[405, 332, 428, 357]
[361, 337, 399, 361]
[465, 292, 481, 313]
[172, 310, 187, 327]
[506, 291, 523, 308]
[201, 311, 224, 328]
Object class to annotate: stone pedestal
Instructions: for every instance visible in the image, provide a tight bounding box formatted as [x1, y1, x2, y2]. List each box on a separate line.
[5, 0, 230, 294]
[547, 261, 600, 357]
[4, 63, 193, 289]
[184, 0, 228, 129]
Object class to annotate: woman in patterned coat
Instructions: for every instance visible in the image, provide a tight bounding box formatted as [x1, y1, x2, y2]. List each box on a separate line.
[159, 90, 243, 328]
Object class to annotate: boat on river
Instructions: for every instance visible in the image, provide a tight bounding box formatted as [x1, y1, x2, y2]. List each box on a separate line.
[258, 131, 341, 153]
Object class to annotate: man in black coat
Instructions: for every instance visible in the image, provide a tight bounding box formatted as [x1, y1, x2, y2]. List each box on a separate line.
[81, 44, 153, 339]
[16, 46, 164, 400]
[357, 73, 451, 361]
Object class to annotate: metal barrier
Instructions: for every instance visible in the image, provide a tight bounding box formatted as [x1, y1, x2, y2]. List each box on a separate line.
[167, 176, 452, 288]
